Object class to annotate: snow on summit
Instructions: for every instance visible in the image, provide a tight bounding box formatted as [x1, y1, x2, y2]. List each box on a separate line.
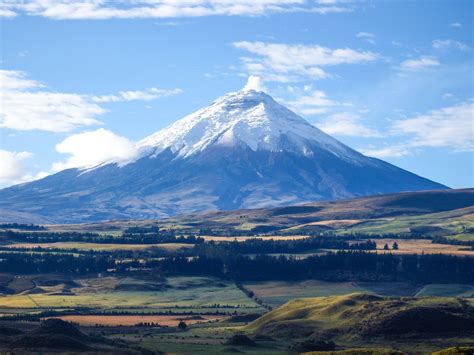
[138, 81, 356, 160]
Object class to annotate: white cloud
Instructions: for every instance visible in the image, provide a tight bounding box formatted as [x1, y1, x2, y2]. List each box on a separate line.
[0, 70, 181, 132]
[0, 70, 43, 90]
[432, 39, 470, 51]
[0, 70, 105, 132]
[0, 8, 16, 17]
[391, 101, 474, 151]
[242, 76, 265, 91]
[360, 146, 411, 159]
[398, 56, 440, 72]
[0, 150, 35, 187]
[53, 128, 138, 171]
[233, 41, 378, 82]
[92, 87, 182, 103]
[315, 112, 381, 137]
[356, 31, 375, 44]
[450, 22, 462, 28]
[0, 1, 352, 20]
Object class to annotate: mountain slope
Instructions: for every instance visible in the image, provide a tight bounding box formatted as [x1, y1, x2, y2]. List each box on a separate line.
[0, 89, 446, 223]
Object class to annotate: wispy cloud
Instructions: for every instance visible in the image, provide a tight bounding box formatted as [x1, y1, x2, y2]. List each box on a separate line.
[92, 87, 182, 103]
[391, 101, 473, 151]
[360, 146, 411, 159]
[0, 0, 352, 19]
[284, 88, 338, 115]
[432, 39, 470, 51]
[0, 70, 104, 132]
[0, 8, 16, 17]
[356, 31, 375, 44]
[233, 41, 379, 82]
[449, 22, 462, 28]
[154, 21, 188, 26]
[279, 85, 380, 138]
[397, 56, 440, 72]
[361, 100, 474, 158]
[315, 112, 381, 138]
[0, 70, 181, 132]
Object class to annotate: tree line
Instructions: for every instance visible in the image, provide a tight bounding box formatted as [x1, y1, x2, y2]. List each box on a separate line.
[193, 237, 376, 256]
[1, 230, 204, 245]
[2, 250, 472, 284]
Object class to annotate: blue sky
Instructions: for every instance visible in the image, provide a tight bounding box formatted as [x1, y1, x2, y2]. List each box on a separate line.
[0, 0, 473, 188]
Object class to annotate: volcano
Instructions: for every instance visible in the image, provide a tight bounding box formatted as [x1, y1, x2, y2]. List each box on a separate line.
[0, 89, 446, 223]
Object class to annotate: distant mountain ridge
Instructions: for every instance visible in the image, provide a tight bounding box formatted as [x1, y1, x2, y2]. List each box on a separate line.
[0, 89, 447, 223]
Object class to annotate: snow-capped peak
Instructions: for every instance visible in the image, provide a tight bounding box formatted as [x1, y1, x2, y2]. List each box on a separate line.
[137, 88, 358, 160]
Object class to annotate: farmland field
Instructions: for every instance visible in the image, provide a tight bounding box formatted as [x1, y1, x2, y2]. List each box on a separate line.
[0, 276, 263, 312]
[0, 190, 473, 353]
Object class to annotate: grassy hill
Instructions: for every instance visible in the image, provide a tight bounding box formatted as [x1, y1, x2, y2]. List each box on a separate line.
[245, 293, 474, 350]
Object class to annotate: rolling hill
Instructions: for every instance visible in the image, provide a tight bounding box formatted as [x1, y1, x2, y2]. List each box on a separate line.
[246, 293, 474, 340]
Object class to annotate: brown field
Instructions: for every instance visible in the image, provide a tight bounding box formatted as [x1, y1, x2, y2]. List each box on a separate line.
[375, 239, 474, 256]
[48, 314, 225, 327]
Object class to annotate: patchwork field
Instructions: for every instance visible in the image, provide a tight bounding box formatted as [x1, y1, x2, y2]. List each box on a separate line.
[0, 275, 264, 314]
[0, 189, 472, 353]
